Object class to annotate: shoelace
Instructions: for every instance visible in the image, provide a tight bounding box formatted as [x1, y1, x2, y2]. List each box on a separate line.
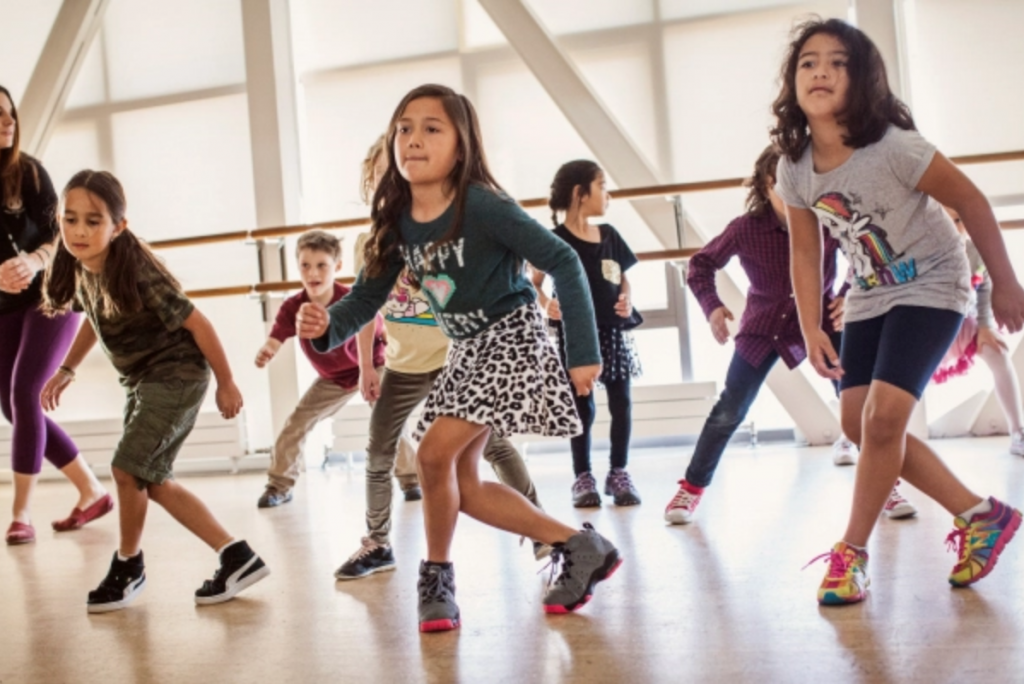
[945, 526, 974, 561]
[607, 470, 634, 492]
[885, 488, 907, 509]
[573, 474, 597, 495]
[539, 545, 573, 588]
[668, 486, 699, 510]
[802, 549, 850, 578]
[346, 537, 379, 563]
[418, 567, 453, 602]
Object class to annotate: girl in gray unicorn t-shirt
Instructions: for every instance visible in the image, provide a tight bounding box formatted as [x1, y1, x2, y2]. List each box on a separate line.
[771, 17, 1024, 607]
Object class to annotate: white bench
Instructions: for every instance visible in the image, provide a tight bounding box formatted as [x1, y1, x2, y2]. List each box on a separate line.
[0, 413, 249, 482]
[324, 382, 719, 463]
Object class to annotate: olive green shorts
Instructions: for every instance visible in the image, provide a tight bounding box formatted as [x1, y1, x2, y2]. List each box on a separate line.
[112, 377, 210, 488]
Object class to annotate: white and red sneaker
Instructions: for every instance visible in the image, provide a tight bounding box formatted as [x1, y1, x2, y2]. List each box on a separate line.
[884, 482, 918, 519]
[664, 480, 703, 525]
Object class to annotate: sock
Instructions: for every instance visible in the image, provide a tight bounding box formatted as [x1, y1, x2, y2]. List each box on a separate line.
[958, 498, 993, 522]
[216, 538, 239, 556]
[841, 541, 867, 554]
[681, 480, 705, 495]
[117, 551, 139, 562]
[425, 560, 453, 569]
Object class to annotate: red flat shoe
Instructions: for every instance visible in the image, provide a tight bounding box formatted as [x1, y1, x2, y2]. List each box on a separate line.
[52, 494, 114, 532]
[6, 521, 36, 545]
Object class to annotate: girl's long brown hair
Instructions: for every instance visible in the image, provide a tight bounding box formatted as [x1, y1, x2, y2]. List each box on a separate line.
[361, 84, 504, 278]
[0, 85, 28, 210]
[744, 145, 781, 217]
[770, 17, 915, 161]
[43, 170, 182, 317]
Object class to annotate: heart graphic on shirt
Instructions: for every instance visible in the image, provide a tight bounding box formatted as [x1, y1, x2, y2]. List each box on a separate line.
[421, 274, 456, 310]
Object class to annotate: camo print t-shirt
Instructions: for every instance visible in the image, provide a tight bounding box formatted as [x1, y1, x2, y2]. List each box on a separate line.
[74, 260, 209, 387]
[776, 125, 971, 324]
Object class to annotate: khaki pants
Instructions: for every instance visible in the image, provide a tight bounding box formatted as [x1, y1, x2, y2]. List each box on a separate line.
[366, 367, 540, 545]
[266, 372, 415, 491]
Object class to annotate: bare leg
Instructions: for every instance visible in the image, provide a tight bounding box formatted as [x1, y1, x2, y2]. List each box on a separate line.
[417, 417, 487, 562]
[457, 435, 576, 545]
[12, 473, 37, 525]
[978, 343, 1024, 434]
[841, 382, 982, 547]
[112, 467, 149, 558]
[146, 479, 232, 551]
[59, 455, 108, 509]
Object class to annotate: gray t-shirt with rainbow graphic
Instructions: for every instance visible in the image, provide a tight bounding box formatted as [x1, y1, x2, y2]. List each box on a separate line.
[776, 125, 971, 324]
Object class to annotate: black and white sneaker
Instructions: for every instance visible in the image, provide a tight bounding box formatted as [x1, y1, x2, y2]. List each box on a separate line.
[194, 540, 270, 605]
[334, 537, 396, 580]
[87, 551, 146, 614]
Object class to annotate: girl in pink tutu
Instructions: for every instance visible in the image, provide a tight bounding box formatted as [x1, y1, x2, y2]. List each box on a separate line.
[933, 208, 1024, 456]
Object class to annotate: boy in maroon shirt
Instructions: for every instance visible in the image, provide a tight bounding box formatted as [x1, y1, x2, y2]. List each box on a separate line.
[255, 231, 389, 508]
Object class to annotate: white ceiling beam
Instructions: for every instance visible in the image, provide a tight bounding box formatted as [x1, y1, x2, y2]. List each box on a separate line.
[18, 0, 109, 157]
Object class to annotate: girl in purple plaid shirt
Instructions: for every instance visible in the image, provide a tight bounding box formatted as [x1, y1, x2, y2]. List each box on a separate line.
[663, 145, 916, 526]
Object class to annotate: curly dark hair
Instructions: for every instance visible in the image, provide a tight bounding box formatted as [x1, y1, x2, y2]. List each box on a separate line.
[361, 84, 504, 279]
[548, 159, 601, 228]
[770, 17, 915, 161]
[744, 145, 781, 217]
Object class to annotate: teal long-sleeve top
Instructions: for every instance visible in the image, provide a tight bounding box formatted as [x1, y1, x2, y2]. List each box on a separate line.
[312, 184, 601, 368]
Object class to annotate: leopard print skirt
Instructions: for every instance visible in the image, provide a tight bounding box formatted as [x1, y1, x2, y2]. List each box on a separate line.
[415, 304, 582, 440]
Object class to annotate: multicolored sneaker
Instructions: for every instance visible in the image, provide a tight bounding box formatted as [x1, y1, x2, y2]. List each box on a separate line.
[542, 523, 621, 614]
[571, 472, 602, 508]
[947, 496, 1022, 587]
[664, 480, 703, 525]
[604, 468, 641, 506]
[807, 541, 870, 605]
[883, 482, 917, 519]
[418, 561, 460, 632]
[831, 437, 858, 466]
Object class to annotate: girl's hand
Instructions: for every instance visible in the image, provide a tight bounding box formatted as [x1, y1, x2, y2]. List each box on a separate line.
[216, 380, 244, 419]
[991, 282, 1024, 333]
[360, 366, 381, 405]
[709, 306, 734, 345]
[40, 372, 73, 412]
[977, 326, 1009, 354]
[569, 364, 602, 397]
[0, 256, 36, 294]
[828, 296, 845, 332]
[296, 302, 330, 339]
[545, 298, 562, 321]
[614, 294, 632, 318]
[805, 328, 843, 380]
[255, 343, 277, 368]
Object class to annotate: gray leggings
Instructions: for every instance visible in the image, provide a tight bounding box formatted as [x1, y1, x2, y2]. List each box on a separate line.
[364, 367, 541, 545]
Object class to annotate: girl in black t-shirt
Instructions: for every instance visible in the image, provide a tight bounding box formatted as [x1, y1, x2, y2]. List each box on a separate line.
[533, 160, 643, 508]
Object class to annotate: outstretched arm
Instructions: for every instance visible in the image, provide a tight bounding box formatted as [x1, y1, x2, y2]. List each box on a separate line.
[40, 319, 94, 411]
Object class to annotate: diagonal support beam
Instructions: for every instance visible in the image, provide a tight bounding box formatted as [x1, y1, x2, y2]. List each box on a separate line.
[477, 0, 678, 249]
[18, 0, 110, 157]
[481, 0, 840, 444]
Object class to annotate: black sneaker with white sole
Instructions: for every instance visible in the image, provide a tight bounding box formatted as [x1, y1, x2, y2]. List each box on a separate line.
[194, 540, 270, 605]
[334, 537, 396, 580]
[87, 551, 146, 614]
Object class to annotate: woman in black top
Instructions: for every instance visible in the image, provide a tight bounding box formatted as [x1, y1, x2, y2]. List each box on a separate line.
[533, 160, 644, 508]
[0, 85, 110, 544]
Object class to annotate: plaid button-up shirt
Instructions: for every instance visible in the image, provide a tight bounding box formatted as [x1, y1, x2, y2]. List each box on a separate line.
[687, 211, 845, 370]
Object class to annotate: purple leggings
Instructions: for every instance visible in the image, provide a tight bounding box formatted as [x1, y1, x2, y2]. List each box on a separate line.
[0, 305, 81, 474]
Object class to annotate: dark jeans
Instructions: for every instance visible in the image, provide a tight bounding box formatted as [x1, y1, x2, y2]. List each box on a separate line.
[685, 331, 842, 488]
[571, 378, 632, 476]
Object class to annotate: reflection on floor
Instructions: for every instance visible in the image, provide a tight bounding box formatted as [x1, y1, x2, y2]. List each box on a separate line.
[3, 436, 1024, 683]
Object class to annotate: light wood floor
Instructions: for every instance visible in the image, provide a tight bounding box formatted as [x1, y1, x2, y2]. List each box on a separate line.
[3, 437, 1024, 684]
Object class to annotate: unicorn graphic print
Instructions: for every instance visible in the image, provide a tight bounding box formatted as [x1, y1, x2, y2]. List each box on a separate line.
[812, 192, 917, 290]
